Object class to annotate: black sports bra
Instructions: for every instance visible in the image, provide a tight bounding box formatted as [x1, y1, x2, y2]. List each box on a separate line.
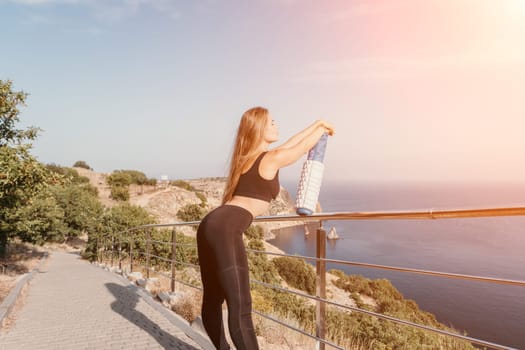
[233, 152, 280, 202]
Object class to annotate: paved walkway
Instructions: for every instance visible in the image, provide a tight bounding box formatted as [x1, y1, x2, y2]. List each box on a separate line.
[0, 251, 205, 350]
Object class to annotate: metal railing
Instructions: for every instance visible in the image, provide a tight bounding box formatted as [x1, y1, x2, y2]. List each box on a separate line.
[96, 206, 525, 350]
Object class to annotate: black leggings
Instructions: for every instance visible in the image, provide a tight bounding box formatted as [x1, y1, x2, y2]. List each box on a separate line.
[197, 205, 259, 350]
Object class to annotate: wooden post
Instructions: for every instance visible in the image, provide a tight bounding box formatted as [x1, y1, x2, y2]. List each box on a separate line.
[145, 228, 151, 279]
[171, 228, 177, 293]
[316, 223, 326, 350]
[129, 236, 134, 273]
[110, 236, 114, 266]
[118, 236, 122, 270]
[96, 237, 100, 263]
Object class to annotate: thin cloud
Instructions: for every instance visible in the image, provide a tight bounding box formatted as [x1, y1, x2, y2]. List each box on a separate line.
[5, 0, 82, 4]
[326, 1, 411, 21]
[295, 50, 525, 82]
[4, 0, 182, 21]
[20, 13, 55, 24]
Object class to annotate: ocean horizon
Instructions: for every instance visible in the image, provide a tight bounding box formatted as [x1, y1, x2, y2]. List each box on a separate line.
[271, 180, 525, 349]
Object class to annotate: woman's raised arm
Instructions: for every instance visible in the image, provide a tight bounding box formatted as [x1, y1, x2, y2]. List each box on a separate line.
[278, 120, 323, 150]
[262, 121, 334, 174]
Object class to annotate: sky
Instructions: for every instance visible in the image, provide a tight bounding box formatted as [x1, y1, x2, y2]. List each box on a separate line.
[2, 0, 525, 184]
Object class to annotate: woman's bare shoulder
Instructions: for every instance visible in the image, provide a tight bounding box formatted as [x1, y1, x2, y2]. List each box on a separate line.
[258, 149, 282, 178]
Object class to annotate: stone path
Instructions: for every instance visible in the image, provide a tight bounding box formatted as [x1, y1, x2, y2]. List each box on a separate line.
[0, 251, 204, 350]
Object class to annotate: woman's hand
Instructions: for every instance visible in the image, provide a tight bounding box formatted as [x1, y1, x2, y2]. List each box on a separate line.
[318, 120, 335, 136]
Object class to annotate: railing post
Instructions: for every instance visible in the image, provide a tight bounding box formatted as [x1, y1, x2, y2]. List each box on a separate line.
[118, 235, 122, 271]
[102, 236, 108, 264]
[171, 228, 177, 293]
[96, 236, 100, 263]
[145, 228, 151, 279]
[110, 235, 114, 267]
[129, 236, 133, 273]
[316, 222, 326, 350]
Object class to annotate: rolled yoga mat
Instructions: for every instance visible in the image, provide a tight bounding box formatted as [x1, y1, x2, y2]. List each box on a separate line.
[296, 132, 328, 215]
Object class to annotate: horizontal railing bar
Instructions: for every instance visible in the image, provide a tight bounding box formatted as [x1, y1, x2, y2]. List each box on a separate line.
[175, 261, 200, 269]
[247, 249, 525, 287]
[252, 310, 345, 350]
[321, 258, 525, 287]
[254, 207, 525, 222]
[172, 243, 197, 248]
[147, 239, 172, 245]
[246, 249, 318, 262]
[154, 270, 173, 280]
[122, 261, 203, 291]
[142, 253, 172, 263]
[130, 254, 200, 270]
[132, 207, 525, 229]
[251, 278, 318, 302]
[174, 279, 202, 291]
[140, 221, 201, 228]
[126, 239, 196, 248]
[252, 280, 516, 350]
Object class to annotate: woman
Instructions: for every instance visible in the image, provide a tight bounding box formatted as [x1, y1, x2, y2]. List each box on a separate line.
[197, 107, 334, 350]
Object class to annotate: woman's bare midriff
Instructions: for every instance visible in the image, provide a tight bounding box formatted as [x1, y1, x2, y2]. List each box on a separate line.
[225, 195, 271, 218]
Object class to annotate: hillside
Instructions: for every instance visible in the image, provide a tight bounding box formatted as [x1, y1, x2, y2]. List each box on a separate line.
[74, 168, 302, 236]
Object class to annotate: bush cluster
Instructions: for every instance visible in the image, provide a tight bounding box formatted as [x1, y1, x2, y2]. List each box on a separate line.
[272, 256, 316, 295]
[72, 160, 92, 170]
[176, 204, 206, 222]
[106, 170, 156, 201]
[170, 180, 195, 191]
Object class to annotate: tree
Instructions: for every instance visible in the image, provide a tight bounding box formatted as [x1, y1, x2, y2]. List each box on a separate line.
[51, 183, 104, 238]
[0, 80, 39, 146]
[0, 79, 52, 257]
[83, 203, 156, 261]
[73, 160, 92, 170]
[107, 172, 132, 187]
[9, 191, 68, 245]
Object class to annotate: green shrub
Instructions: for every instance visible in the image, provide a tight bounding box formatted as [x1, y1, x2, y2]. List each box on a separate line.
[195, 191, 207, 208]
[146, 229, 198, 270]
[46, 164, 91, 185]
[73, 160, 92, 170]
[246, 238, 278, 284]
[272, 256, 316, 295]
[171, 180, 195, 191]
[176, 204, 205, 222]
[109, 170, 148, 185]
[328, 268, 346, 279]
[326, 271, 475, 349]
[110, 186, 129, 201]
[107, 172, 132, 187]
[245, 225, 264, 240]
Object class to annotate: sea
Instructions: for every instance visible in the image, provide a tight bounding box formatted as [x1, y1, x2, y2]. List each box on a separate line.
[269, 181, 525, 349]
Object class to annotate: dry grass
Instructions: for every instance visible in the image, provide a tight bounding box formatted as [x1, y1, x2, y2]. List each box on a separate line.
[253, 313, 369, 350]
[0, 278, 31, 332]
[0, 241, 47, 304]
[170, 289, 202, 322]
[0, 275, 16, 305]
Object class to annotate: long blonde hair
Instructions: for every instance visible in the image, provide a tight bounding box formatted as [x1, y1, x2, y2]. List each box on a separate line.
[222, 107, 269, 204]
